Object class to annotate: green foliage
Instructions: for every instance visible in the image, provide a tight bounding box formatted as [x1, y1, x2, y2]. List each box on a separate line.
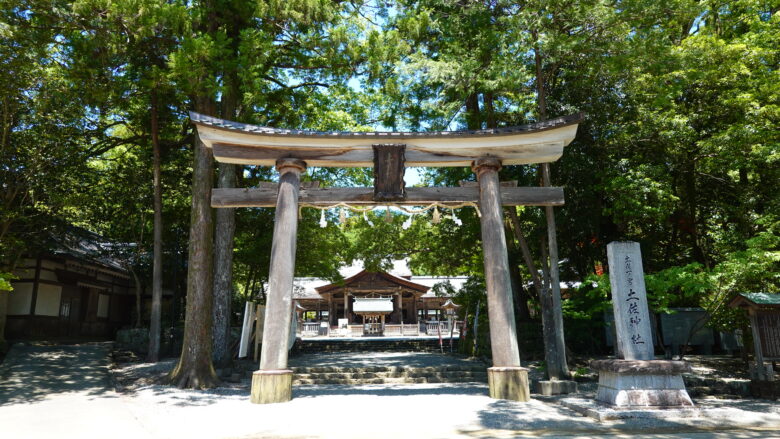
[447, 276, 491, 357]
[571, 265, 712, 317]
[0, 272, 16, 292]
[705, 217, 780, 331]
[644, 264, 713, 313]
[563, 275, 612, 320]
[2, 0, 778, 340]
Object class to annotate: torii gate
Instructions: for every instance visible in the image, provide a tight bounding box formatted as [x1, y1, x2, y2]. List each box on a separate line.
[190, 112, 582, 404]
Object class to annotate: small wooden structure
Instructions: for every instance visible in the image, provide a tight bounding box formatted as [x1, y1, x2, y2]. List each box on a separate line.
[4, 226, 147, 339]
[729, 292, 780, 381]
[191, 111, 582, 404]
[441, 299, 460, 316]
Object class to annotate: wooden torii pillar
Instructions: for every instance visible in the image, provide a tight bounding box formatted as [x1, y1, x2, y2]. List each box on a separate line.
[250, 158, 305, 404]
[473, 158, 526, 400]
[190, 111, 582, 404]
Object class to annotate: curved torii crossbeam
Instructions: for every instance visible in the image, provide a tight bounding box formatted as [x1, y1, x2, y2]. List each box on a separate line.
[190, 111, 583, 404]
[191, 111, 582, 167]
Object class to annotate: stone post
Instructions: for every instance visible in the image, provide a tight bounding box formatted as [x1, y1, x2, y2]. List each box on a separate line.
[251, 158, 305, 404]
[473, 157, 529, 402]
[606, 241, 654, 360]
[591, 241, 693, 408]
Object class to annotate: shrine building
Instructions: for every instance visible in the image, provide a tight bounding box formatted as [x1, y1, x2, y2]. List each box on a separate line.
[292, 261, 464, 337]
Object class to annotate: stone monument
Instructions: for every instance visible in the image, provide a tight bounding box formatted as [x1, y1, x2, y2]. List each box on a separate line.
[591, 241, 694, 408]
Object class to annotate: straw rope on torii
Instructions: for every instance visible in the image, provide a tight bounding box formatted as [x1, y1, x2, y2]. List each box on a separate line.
[189, 111, 583, 405]
[298, 201, 481, 228]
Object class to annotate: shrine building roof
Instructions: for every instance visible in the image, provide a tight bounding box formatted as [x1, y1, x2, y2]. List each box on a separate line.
[729, 292, 780, 309]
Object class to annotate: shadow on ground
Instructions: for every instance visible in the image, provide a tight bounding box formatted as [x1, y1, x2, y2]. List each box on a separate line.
[471, 396, 780, 437]
[475, 399, 605, 433]
[120, 381, 488, 408]
[0, 342, 115, 406]
[294, 382, 488, 398]
[133, 384, 248, 407]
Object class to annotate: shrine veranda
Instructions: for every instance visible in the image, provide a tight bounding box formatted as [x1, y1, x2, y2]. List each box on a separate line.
[190, 111, 583, 404]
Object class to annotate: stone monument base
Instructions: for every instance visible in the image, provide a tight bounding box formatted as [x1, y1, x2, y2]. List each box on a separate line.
[559, 397, 697, 421]
[488, 366, 530, 402]
[591, 359, 693, 408]
[536, 379, 578, 396]
[250, 369, 293, 404]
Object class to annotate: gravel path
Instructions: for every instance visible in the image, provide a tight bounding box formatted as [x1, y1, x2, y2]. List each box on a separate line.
[2, 343, 780, 439]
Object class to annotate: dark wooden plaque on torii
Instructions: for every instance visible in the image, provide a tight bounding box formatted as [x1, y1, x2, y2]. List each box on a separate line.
[190, 111, 584, 405]
[372, 143, 406, 202]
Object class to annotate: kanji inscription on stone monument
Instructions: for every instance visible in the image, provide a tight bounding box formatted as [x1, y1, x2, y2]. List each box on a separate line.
[607, 241, 654, 360]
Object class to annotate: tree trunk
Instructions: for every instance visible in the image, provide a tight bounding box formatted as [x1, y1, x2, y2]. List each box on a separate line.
[540, 236, 551, 289]
[508, 251, 532, 322]
[685, 155, 707, 266]
[167, 98, 218, 389]
[213, 163, 237, 366]
[484, 92, 496, 129]
[532, 40, 570, 378]
[212, 13, 246, 365]
[131, 268, 142, 328]
[506, 208, 544, 300]
[147, 88, 164, 362]
[465, 92, 481, 130]
[171, 240, 180, 324]
[533, 34, 547, 121]
[541, 163, 570, 379]
[212, 74, 239, 366]
[504, 221, 531, 321]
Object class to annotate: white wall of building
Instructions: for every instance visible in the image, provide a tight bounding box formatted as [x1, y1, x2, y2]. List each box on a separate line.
[34, 284, 62, 317]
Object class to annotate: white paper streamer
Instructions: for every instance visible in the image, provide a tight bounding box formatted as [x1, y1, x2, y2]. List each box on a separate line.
[402, 213, 414, 230]
[319, 209, 327, 228]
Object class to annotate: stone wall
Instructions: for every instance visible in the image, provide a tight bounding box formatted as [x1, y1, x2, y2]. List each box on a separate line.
[115, 326, 183, 357]
[750, 380, 780, 400]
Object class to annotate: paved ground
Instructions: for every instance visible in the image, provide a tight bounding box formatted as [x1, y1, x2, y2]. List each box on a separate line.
[0, 342, 146, 439]
[2, 343, 780, 439]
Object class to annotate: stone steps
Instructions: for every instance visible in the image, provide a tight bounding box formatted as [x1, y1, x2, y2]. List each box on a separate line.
[294, 376, 485, 385]
[292, 369, 488, 385]
[290, 365, 482, 373]
[686, 386, 746, 399]
[683, 375, 750, 398]
[292, 339, 458, 354]
[238, 364, 489, 385]
[293, 370, 487, 380]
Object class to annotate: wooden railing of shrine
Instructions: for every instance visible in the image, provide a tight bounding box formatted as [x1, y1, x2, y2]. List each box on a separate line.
[300, 322, 320, 337]
[421, 321, 461, 335]
[298, 321, 464, 337]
